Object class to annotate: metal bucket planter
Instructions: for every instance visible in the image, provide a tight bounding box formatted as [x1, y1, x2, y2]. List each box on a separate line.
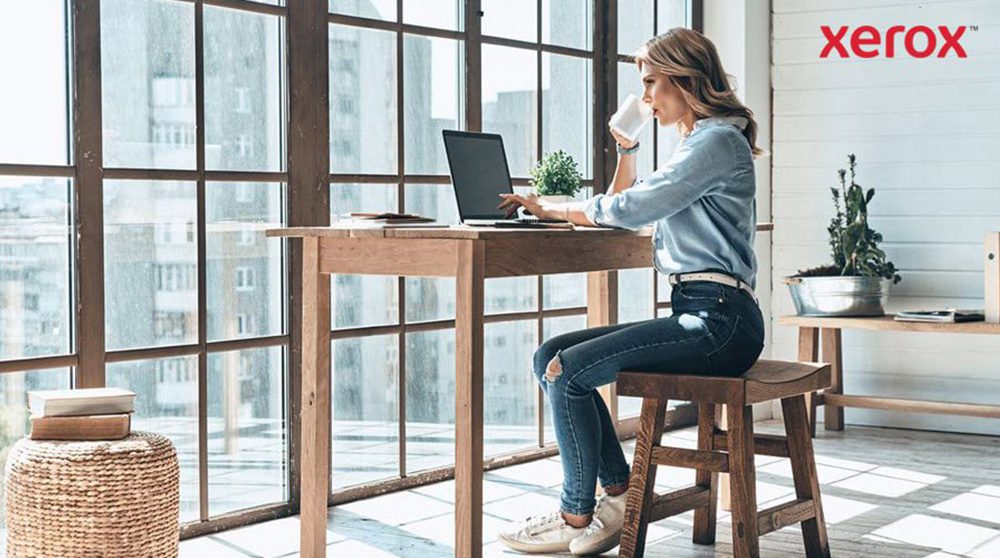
[785, 276, 891, 317]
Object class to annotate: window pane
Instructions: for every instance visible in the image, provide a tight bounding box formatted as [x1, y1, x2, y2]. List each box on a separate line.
[332, 335, 399, 489]
[542, 53, 592, 179]
[405, 277, 455, 323]
[483, 45, 537, 178]
[331, 184, 399, 329]
[405, 329, 454, 473]
[0, 177, 72, 360]
[332, 182, 397, 219]
[404, 184, 457, 324]
[484, 320, 537, 456]
[104, 180, 197, 350]
[330, 25, 397, 174]
[619, 268, 654, 323]
[207, 182, 284, 342]
[329, 0, 396, 21]
[542, 0, 592, 50]
[618, 0, 654, 55]
[404, 35, 464, 175]
[542, 273, 586, 310]
[204, 7, 283, 171]
[403, 0, 462, 31]
[542, 315, 586, 443]
[482, 0, 536, 43]
[207, 347, 286, 515]
[102, 0, 196, 169]
[0, 368, 71, 541]
[486, 277, 536, 314]
[617, 62, 655, 176]
[657, 0, 688, 33]
[405, 183, 459, 225]
[107, 357, 199, 522]
[0, 2, 69, 165]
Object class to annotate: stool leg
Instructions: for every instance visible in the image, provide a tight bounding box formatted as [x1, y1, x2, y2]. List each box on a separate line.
[782, 395, 831, 558]
[692, 403, 718, 545]
[718, 404, 731, 512]
[726, 404, 759, 558]
[620, 397, 667, 558]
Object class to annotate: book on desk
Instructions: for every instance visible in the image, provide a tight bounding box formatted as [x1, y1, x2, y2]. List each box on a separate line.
[894, 309, 985, 323]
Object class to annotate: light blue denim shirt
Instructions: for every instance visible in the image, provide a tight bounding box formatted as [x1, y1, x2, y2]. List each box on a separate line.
[584, 116, 758, 289]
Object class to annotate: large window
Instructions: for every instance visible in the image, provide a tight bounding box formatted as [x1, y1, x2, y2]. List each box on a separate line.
[1, 0, 695, 538]
[327, 0, 602, 493]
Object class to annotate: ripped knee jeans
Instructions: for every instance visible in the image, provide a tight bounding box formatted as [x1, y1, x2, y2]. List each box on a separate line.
[532, 281, 764, 515]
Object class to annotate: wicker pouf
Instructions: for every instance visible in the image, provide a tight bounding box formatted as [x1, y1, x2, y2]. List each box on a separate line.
[3, 431, 179, 558]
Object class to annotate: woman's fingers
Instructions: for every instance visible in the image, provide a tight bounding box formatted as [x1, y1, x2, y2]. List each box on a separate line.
[498, 193, 523, 217]
[497, 193, 520, 209]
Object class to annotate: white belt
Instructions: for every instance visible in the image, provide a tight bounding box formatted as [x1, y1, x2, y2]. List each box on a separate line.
[668, 271, 756, 302]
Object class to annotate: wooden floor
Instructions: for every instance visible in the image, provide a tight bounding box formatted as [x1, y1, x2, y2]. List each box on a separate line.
[181, 420, 1000, 557]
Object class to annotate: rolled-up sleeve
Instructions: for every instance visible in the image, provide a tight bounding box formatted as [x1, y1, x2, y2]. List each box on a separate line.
[584, 128, 734, 230]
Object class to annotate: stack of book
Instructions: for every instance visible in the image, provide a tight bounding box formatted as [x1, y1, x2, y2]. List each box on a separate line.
[27, 387, 136, 441]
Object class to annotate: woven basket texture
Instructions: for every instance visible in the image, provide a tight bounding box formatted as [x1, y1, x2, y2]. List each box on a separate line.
[4, 430, 179, 558]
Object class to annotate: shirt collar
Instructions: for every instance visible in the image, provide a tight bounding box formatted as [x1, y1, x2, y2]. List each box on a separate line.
[693, 115, 748, 131]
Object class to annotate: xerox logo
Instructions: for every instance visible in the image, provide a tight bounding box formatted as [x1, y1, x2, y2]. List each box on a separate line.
[820, 25, 972, 58]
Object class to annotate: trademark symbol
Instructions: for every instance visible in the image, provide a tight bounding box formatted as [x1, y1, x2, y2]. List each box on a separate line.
[969, 25, 979, 31]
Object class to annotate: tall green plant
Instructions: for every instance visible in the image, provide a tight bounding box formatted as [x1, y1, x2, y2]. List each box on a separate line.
[530, 150, 582, 197]
[827, 154, 900, 283]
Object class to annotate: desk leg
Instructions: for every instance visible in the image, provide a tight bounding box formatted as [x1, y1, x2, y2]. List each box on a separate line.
[301, 238, 331, 558]
[587, 271, 618, 421]
[798, 327, 820, 437]
[821, 328, 844, 431]
[456, 241, 485, 558]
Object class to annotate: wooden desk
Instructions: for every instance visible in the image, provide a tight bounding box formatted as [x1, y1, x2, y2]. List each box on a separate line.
[269, 223, 772, 557]
[779, 315, 1000, 436]
[267, 225, 652, 558]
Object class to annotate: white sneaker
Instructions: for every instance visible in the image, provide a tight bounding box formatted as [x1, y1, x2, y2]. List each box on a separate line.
[568, 493, 627, 556]
[498, 510, 586, 554]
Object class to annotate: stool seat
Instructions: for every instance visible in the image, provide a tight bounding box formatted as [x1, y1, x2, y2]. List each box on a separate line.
[617, 359, 831, 406]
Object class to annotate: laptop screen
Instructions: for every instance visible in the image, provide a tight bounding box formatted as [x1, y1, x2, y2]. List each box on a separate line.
[442, 131, 514, 220]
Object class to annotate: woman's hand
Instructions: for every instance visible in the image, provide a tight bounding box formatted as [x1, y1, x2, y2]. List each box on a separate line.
[497, 193, 559, 220]
[609, 125, 638, 150]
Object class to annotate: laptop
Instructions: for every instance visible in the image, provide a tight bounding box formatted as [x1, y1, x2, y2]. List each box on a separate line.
[442, 130, 566, 227]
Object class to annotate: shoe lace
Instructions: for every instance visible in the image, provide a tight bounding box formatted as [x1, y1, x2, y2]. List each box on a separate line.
[523, 511, 564, 532]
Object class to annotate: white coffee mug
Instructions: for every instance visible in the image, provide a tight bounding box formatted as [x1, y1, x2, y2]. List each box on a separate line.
[609, 93, 653, 142]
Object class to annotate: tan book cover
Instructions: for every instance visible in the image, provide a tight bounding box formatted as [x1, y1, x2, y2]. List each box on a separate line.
[29, 413, 132, 441]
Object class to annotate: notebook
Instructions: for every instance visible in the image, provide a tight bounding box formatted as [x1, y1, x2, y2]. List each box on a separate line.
[894, 309, 985, 323]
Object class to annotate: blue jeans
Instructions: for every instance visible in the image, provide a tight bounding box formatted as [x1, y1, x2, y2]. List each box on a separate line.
[532, 281, 765, 515]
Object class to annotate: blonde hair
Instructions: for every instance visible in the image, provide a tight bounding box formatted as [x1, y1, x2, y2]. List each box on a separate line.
[635, 28, 764, 157]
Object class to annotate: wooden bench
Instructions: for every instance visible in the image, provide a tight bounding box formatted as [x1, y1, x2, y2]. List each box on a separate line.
[781, 315, 1000, 436]
[616, 359, 833, 558]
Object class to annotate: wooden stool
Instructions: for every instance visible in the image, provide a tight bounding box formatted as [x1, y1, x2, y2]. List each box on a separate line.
[615, 360, 832, 558]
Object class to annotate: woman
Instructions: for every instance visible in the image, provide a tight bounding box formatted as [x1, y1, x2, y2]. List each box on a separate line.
[496, 27, 765, 556]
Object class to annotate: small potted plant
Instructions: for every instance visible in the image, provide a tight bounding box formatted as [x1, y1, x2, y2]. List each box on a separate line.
[785, 154, 901, 316]
[529, 150, 582, 203]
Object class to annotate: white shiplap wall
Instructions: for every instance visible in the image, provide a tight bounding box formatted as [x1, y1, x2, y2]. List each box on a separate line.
[771, 0, 1000, 435]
